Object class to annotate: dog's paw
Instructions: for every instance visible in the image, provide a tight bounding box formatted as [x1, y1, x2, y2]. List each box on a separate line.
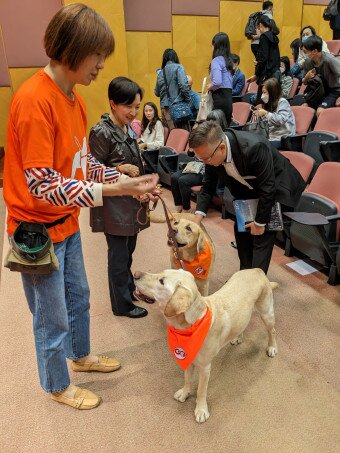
[267, 346, 278, 357]
[195, 405, 210, 423]
[174, 388, 190, 403]
[230, 335, 243, 345]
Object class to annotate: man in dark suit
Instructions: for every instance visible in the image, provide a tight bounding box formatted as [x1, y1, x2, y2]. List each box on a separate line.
[189, 121, 306, 273]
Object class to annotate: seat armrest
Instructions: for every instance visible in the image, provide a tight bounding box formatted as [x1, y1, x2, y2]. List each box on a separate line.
[320, 140, 340, 162]
[281, 134, 307, 151]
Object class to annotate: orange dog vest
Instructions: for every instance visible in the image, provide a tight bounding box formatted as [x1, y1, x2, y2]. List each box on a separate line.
[174, 241, 212, 280]
[167, 307, 212, 370]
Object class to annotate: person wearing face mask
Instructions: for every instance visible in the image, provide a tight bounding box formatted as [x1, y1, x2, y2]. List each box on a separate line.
[279, 56, 294, 98]
[255, 78, 296, 149]
[247, 15, 281, 105]
[302, 35, 340, 116]
[297, 25, 330, 68]
[89, 77, 152, 319]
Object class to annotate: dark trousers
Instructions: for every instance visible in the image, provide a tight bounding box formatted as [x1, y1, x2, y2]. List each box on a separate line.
[333, 29, 340, 39]
[105, 233, 137, 314]
[234, 223, 276, 274]
[171, 170, 203, 210]
[212, 88, 232, 125]
[251, 42, 259, 58]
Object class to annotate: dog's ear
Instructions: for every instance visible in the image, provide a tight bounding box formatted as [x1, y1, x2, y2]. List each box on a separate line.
[196, 230, 206, 255]
[164, 284, 192, 318]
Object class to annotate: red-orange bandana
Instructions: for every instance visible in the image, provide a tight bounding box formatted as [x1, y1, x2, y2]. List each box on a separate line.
[167, 307, 212, 370]
[174, 241, 212, 280]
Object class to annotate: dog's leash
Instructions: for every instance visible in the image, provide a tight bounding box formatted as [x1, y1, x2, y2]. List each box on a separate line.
[151, 195, 187, 271]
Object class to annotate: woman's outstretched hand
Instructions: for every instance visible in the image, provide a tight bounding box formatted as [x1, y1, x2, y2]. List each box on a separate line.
[103, 173, 160, 197]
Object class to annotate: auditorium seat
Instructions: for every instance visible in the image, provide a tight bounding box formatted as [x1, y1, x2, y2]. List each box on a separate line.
[232, 102, 252, 126]
[282, 108, 340, 169]
[280, 151, 314, 183]
[285, 162, 340, 285]
[142, 128, 189, 174]
[325, 40, 340, 55]
[156, 129, 190, 186]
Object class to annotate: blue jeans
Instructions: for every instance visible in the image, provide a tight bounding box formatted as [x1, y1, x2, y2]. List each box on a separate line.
[21, 231, 90, 393]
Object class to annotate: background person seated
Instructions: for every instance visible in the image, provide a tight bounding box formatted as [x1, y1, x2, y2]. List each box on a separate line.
[280, 56, 294, 98]
[302, 35, 340, 116]
[231, 53, 246, 96]
[170, 109, 228, 213]
[187, 74, 201, 120]
[255, 77, 296, 148]
[297, 25, 330, 68]
[290, 38, 304, 82]
[138, 102, 164, 151]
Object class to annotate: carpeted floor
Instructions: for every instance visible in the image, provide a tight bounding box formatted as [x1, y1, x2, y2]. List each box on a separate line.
[0, 189, 339, 453]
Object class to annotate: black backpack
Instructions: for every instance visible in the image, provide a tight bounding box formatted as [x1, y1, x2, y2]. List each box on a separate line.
[245, 11, 263, 39]
[304, 75, 325, 109]
[323, 0, 338, 20]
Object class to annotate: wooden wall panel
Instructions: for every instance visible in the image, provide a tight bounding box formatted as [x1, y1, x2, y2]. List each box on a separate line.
[302, 5, 333, 41]
[0, 87, 12, 146]
[126, 32, 172, 114]
[272, 0, 303, 58]
[173, 16, 219, 92]
[220, 1, 261, 78]
[65, 0, 129, 130]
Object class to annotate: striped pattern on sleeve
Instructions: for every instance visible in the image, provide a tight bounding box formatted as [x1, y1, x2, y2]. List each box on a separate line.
[87, 152, 120, 183]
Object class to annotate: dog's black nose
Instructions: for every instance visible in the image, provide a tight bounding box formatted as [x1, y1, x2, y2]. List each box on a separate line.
[134, 271, 142, 279]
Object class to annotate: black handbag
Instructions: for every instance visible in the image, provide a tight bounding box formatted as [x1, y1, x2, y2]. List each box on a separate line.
[304, 75, 325, 109]
[242, 114, 269, 139]
[162, 68, 192, 123]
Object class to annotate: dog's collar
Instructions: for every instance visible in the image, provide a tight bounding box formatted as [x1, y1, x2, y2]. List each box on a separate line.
[167, 306, 212, 370]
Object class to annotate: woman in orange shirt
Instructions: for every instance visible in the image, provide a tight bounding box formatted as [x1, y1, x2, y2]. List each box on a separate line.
[3, 3, 158, 411]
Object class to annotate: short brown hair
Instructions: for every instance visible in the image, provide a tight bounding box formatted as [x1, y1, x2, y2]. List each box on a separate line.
[44, 3, 114, 70]
[189, 120, 225, 149]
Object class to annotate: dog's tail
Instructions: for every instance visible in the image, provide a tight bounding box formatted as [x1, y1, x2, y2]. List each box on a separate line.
[270, 282, 279, 290]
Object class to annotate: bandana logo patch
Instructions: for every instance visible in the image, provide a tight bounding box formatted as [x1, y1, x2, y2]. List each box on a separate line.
[174, 347, 186, 360]
[195, 266, 205, 275]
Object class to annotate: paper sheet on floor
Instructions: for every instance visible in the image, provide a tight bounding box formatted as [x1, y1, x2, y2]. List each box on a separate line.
[286, 259, 319, 276]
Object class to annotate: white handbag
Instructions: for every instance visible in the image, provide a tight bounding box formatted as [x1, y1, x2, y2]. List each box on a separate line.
[196, 77, 213, 121]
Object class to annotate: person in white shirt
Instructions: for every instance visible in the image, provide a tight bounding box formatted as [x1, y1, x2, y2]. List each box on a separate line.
[255, 77, 296, 148]
[138, 102, 164, 151]
[297, 25, 330, 67]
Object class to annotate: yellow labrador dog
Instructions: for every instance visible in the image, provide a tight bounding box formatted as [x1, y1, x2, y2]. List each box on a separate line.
[169, 215, 215, 296]
[134, 268, 278, 423]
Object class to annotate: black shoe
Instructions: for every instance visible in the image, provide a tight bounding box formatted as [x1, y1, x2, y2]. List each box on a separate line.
[114, 306, 148, 318]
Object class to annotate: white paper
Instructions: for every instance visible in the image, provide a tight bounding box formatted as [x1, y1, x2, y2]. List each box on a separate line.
[286, 259, 319, 276]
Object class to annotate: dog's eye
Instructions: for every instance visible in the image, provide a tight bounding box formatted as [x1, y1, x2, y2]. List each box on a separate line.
[174, 221, 179, 226]
[159, 278, 165, 285]
[185, 225, 192, 232]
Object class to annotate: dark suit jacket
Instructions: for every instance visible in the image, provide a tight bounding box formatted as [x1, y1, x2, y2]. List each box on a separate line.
[196, 129, 306, 224]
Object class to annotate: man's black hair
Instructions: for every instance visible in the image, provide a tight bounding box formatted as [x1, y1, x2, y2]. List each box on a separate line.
[303, 35, 323, 52]
[263, 1, 273, 10]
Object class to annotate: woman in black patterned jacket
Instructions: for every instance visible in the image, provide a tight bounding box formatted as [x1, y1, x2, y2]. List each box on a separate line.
[89, 77, 150, 319]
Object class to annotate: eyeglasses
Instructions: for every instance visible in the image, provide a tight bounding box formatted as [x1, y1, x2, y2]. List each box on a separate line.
[200, 140, 223, 163]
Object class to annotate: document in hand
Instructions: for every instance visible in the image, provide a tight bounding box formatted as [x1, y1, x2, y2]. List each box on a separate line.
[233, 199, 284, 232]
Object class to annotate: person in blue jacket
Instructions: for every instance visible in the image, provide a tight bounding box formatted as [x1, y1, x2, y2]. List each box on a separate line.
[231, 54, 246, 96]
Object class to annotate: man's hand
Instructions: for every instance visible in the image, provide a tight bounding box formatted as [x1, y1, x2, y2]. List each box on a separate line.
[194, 214, 204, 225]
[103, 174, 159, 197]
[117, 164, 140, 177]
[304, 68, 316, 82]
[245, 222, 265, 236]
